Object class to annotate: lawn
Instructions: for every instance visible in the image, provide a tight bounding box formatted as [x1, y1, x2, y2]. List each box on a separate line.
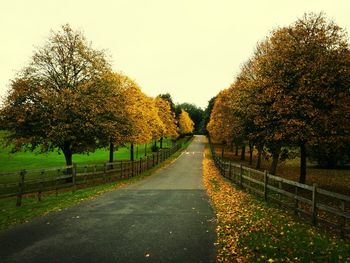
[0, 135, 173, 173]
[203, 147, 350, 262]
[213, 144, 350, 195]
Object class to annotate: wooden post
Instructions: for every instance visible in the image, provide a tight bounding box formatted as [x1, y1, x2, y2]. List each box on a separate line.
[130, 161, 133, 177]
[103, 163, 107, 182]
[139, 158, 142, 174]
[72, 163, 77, 192]
[263, 170, 268, 201]
[55, 169, 60, 196]
[340, 200, 346, 239]
[16, 170, 26, 206]
[38, 181, 43, 202]
[239, 164, 243, 187]
[38, 169, 44, 202]
[228, 162, 232, 180]
[232, 165, 235, 182]
[311, 183, 318, 226]
[294, 187, 299, 215]
[84, 166, 87, 183]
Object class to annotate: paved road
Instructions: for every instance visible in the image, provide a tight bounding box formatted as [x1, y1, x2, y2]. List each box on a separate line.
[0, 135, 216, 263]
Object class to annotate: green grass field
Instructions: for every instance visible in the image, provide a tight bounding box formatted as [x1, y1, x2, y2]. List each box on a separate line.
[0, 136, 173, 173]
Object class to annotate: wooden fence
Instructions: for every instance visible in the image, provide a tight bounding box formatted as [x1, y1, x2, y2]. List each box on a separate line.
[209, 143, 350, 240]
[0, 142, 186, 206]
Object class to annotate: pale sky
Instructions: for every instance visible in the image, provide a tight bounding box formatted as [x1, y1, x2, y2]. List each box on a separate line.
[1, 0, 350, 109]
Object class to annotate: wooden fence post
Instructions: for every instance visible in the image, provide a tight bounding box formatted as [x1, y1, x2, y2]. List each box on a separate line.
[38, 169, 44, 202]
[139, 158, 142, 174]
[263, 170, 268, 201]
[311, 183, 318, 226]
[239, 164, 243, 187]
[228, 162, 232, 180]
[340, 200, 346, 239]
[294, 187, 299, 215]
[16, 170, 26, 207]
[55, 169, 60, 196]
[72, 163, 77, 192]
[103, 163, 107, 182]
[38, 181, 43, 202]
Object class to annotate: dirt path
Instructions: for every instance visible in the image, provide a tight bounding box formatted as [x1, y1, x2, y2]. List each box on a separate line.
[0, 136, 216, 263]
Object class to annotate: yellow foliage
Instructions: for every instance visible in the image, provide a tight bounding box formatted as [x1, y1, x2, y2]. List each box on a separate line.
[178, 109, 194, 134]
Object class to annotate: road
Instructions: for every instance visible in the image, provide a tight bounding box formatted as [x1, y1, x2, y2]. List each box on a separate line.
[0, 135, 216, 263]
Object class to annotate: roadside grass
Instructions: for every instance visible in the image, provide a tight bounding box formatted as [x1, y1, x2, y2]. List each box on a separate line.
[203, 147, 350, 262]
[0, 137, 173, 173]
[214, 144, 350, 195]
[0, 137, 192, 232]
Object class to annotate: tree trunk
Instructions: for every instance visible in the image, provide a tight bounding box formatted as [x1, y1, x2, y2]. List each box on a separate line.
[160, 137, 163, 149]
[299, 142, 307, 184]
[130, 143, 134, 161]
[221, 144, 225, 158]
[136, 145, 139, 159]
[230, 141, 234, 152]
[240, 143, 246, 161]
[249, 142, 253, 165]
[109, 142, 114, 163]
[269, 145, 281, 175]
[256, 146, 262, 169]
[62, 145, 73, 182]
[235, 145, 239, 156]
[144, 143, 147, 156]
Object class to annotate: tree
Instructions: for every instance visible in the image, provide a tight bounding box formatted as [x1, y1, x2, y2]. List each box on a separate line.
[253, 13, 350, 182]
[122, 77, 164, 160]
[177, 103, 204, 133]
[178, 109, 194, 135]
[202, 96, 216, 135]
[155, 96, 179, 148]
[0, 24, 120, 169]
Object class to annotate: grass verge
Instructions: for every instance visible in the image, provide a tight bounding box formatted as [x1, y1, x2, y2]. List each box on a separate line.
[0, 137, 193, 232]
[203, 147, 350, 262]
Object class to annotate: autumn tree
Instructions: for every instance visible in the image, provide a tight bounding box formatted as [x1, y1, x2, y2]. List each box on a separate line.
[155, 96, 178, 148]
[178, 109, 194, 135]
[177, 103, 204, 133]
[122, 77, 164, 160]
[207, 88, 244, 158]
[0, 24, 121, 169]
[202, 96, 216, 135]
[253, 13, 350, 182]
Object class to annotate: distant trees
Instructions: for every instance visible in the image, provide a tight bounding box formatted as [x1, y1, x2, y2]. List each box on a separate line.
[207, 13, 350, 183]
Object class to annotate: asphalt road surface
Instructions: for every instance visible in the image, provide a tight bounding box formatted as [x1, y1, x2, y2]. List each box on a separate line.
[0, 135, 216, 263]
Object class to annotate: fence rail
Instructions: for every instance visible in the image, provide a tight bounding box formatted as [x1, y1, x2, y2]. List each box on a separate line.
[209, 142, 350, 240]
[0, 138, 191, 206]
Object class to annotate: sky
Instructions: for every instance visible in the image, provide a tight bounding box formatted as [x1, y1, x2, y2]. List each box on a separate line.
[1, 0, 350, 109]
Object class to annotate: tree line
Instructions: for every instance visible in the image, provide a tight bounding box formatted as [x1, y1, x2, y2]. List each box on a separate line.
[207, 13, 350, 183]
[0, 24, 195, 167]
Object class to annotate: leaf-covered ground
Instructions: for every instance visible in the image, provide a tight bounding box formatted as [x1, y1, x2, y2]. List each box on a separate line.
[203, 149, 350, 262]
